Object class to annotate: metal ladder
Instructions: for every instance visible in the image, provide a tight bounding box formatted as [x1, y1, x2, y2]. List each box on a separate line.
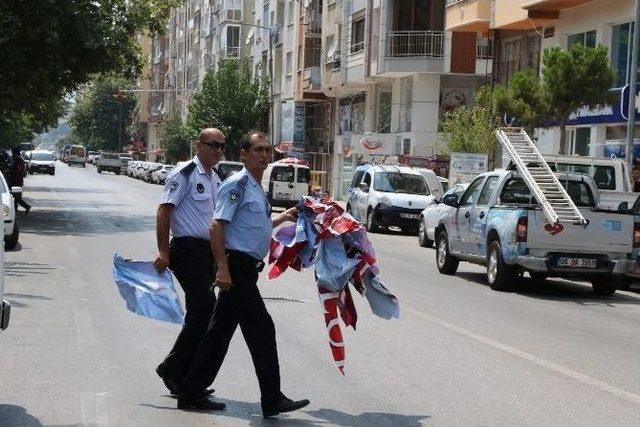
[496, 127, 587, 226]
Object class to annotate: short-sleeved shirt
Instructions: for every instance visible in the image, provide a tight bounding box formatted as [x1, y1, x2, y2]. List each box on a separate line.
[160, 156, 221, 241]
[213, 168, 272, 260]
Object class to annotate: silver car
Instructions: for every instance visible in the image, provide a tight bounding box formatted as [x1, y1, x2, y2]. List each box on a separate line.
[418, 183, 468, 248]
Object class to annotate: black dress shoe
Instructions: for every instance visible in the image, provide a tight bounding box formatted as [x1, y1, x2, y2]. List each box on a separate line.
[177, 397, 226, 411]
[170, 388, 215, 398]
[262, 394, 310, 418]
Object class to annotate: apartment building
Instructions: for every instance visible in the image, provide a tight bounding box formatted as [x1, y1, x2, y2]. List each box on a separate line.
[327, 0, 491, 199]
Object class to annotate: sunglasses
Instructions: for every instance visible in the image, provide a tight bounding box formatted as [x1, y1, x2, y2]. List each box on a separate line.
[199, 140, 225, 150]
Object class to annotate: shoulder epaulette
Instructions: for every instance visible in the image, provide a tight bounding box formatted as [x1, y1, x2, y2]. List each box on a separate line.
[180, 161, 197, 177]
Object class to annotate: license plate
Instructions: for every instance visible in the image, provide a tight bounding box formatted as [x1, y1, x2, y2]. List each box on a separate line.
[275, 192, 291, 199]
[400, 213, 420, 219]
[556, 257, 597, 268]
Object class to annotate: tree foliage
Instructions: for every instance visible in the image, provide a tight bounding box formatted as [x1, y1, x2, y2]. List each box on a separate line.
[160, 111, 192, 164]
[541, 44, 615, 153]
[442, 86, 498, 155]
[186, 59, 270, 160]
[69, 74, 137, 151]
[492, 69, 546, 133]
[0, 0, 180, 130]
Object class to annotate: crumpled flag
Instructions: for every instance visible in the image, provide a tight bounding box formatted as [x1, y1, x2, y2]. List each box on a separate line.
[269, 196, 399, 373]
[112, 254, 184, 325]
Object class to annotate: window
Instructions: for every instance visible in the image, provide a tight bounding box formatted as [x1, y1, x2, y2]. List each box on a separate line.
[373, 172, 428, 195]
[296, 168, 310, 183]
[562, 179, 595, 207]
[477, 176, 499, 205]
[351, 170, 366, 188]
[350, 16, 365, 54]
[224, 26, 240, 56]
[611, 22, 639, 88]
[592, 165, 616, 190]
[285, 51, 292, 75]
[326, 35, 336, 62]
[500, 178, 595, 206]
[272, 166, 295, 181]
[568, 30, 596, 49]
[263, 4, 269, 29]
[224, 0, 242, 21]
[500, 178, 533, 204]
[362, 172, 372, 187]
[459, 177, 484, 206]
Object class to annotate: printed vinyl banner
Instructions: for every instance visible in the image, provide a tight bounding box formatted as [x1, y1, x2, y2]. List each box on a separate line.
[449, 152, 488, 184]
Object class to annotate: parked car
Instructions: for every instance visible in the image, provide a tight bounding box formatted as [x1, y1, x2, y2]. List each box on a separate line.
[346, 164, 444, 234]
[97, 152, 123, 174]
[144, 162, 162, 182]
[0, 172, 19, 250]
[418, 183, 468, 248]
[151, 164, 175, 184]
[28, 150, 55, 175]
[434, 169, 638, 295]
[261, 161, 311, 209]
[217, 160, 244, 181]
[543, 154, 636, 211]
[87, 151, 99, 165]
[126, 160, 138, 177]
[136, 162, 151, 180]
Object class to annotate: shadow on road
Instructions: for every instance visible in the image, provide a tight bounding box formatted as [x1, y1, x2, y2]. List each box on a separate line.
[4, 292, 52, 308]
[25, 186, 117, 194]
[5, 261, 57, 278]
[456, 271, 640, 305]
[18, 209, 155, 236]
[0, 404, 42, 426]
[140, 399, 429, 426]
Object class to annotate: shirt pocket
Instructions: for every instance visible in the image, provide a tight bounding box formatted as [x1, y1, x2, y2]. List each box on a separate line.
[245, 200, 268, 219]
[190, 191, 213, 212]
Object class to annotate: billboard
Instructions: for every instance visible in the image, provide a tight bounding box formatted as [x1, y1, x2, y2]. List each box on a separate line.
[449, 152, 488, 184]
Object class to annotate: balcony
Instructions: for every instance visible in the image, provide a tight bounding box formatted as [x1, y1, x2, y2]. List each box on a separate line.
[493, 0, 559, 29]
[220, 47, 239, 58]
[387, 31, 444, 58]
[375, 31, 444, 76]
[523, 0, 597, 11]
[302, 66, 321, 90]
[445, 0, 490, 32]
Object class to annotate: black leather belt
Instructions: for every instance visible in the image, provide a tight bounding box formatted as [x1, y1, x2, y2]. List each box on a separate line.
[226, 249, 265, 272]
[172, 236, 210, 247]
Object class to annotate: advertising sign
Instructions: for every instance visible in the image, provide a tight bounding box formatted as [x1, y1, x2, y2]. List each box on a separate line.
[359, 135, 384, 152]
[280, 100, 294, 143]
[449, 152, 488, 184]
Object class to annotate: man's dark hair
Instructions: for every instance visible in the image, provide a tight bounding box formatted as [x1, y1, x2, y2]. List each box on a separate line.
[240, 131, 269, 151]
[11, 147, 19, 156]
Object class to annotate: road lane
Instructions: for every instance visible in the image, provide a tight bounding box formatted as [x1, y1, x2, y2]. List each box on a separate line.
[0, 162, 639, 426]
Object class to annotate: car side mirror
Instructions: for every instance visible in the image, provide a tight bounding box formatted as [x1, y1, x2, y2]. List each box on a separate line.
[11, 186, 22, 194]
[359, 183, 369, 193]
[442, 193, 459, 207]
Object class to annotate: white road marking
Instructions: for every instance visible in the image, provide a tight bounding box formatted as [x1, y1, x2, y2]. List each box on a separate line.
[406, 306, 640, 405]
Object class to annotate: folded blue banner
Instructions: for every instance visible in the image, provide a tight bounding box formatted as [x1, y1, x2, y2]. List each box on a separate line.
[112, 254, 184, 325]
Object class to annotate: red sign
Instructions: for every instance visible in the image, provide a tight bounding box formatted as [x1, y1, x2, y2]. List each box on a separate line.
[359, 136, 383, 151]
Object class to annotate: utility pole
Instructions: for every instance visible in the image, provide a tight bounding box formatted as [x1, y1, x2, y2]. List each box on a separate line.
[625, 0, 640, 172]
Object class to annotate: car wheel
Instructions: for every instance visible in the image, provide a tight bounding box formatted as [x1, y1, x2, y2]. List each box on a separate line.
[528, 271, 547, 281]
[5, 221, 19, 250]
[486, 240, 516, 291]
[366, 208, 379, 233]
[436, 230, 458, 275]
[418, 219, 433, 248]
[116, 170, 121, 175]
[97, 167, 102, 174]
[591, 276, 618, 296]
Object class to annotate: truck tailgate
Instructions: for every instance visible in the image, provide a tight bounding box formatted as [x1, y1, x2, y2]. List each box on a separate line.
[527, 209, 634, 254]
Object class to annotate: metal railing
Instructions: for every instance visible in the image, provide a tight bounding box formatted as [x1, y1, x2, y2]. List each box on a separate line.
[476, 38, 493, 59]
[350, 41, 364, 54]
[386, 31, 444, 58]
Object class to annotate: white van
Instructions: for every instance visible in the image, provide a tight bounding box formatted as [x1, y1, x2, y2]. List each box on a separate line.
[261, 161, 311, 209]
[543, 154, 637, 210]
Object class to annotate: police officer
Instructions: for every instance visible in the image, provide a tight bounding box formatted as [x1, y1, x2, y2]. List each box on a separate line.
[176, 131, 310, 417]
[153, 128, 225, 399]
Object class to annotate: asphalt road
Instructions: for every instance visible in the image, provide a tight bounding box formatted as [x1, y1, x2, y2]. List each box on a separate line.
[1, 162, 640, 426]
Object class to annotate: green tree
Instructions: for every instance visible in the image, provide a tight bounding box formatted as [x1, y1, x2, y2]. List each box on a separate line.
[0, 0, 180, 129]
[69, 74, 137, 151]
[186, 59, 270, 160]
[442, 86, 498, 155]
[160, 111, 191, 164]
[492, 69, 546, 133]
[541, 44, 615, 154]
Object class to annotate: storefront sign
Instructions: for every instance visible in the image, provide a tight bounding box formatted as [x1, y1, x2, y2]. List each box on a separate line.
[566, 85, 640, 125]
[449, 152, 488, 184]
[359, 135, 383, 151]
[293, 104, 305, 143]
[280, 100, 295, 143]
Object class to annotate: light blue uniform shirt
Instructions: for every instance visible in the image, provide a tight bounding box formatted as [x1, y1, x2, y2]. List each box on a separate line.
[160, 156, 221, 241]
[213, 168, 272, 260]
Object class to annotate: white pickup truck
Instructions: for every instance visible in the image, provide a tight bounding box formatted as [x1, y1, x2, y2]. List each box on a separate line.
[434, 169, 638, 296]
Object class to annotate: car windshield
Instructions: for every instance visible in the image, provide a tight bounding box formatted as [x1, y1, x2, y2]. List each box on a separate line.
[31, 152, 54, 161]
[373, 172, 428, 195]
